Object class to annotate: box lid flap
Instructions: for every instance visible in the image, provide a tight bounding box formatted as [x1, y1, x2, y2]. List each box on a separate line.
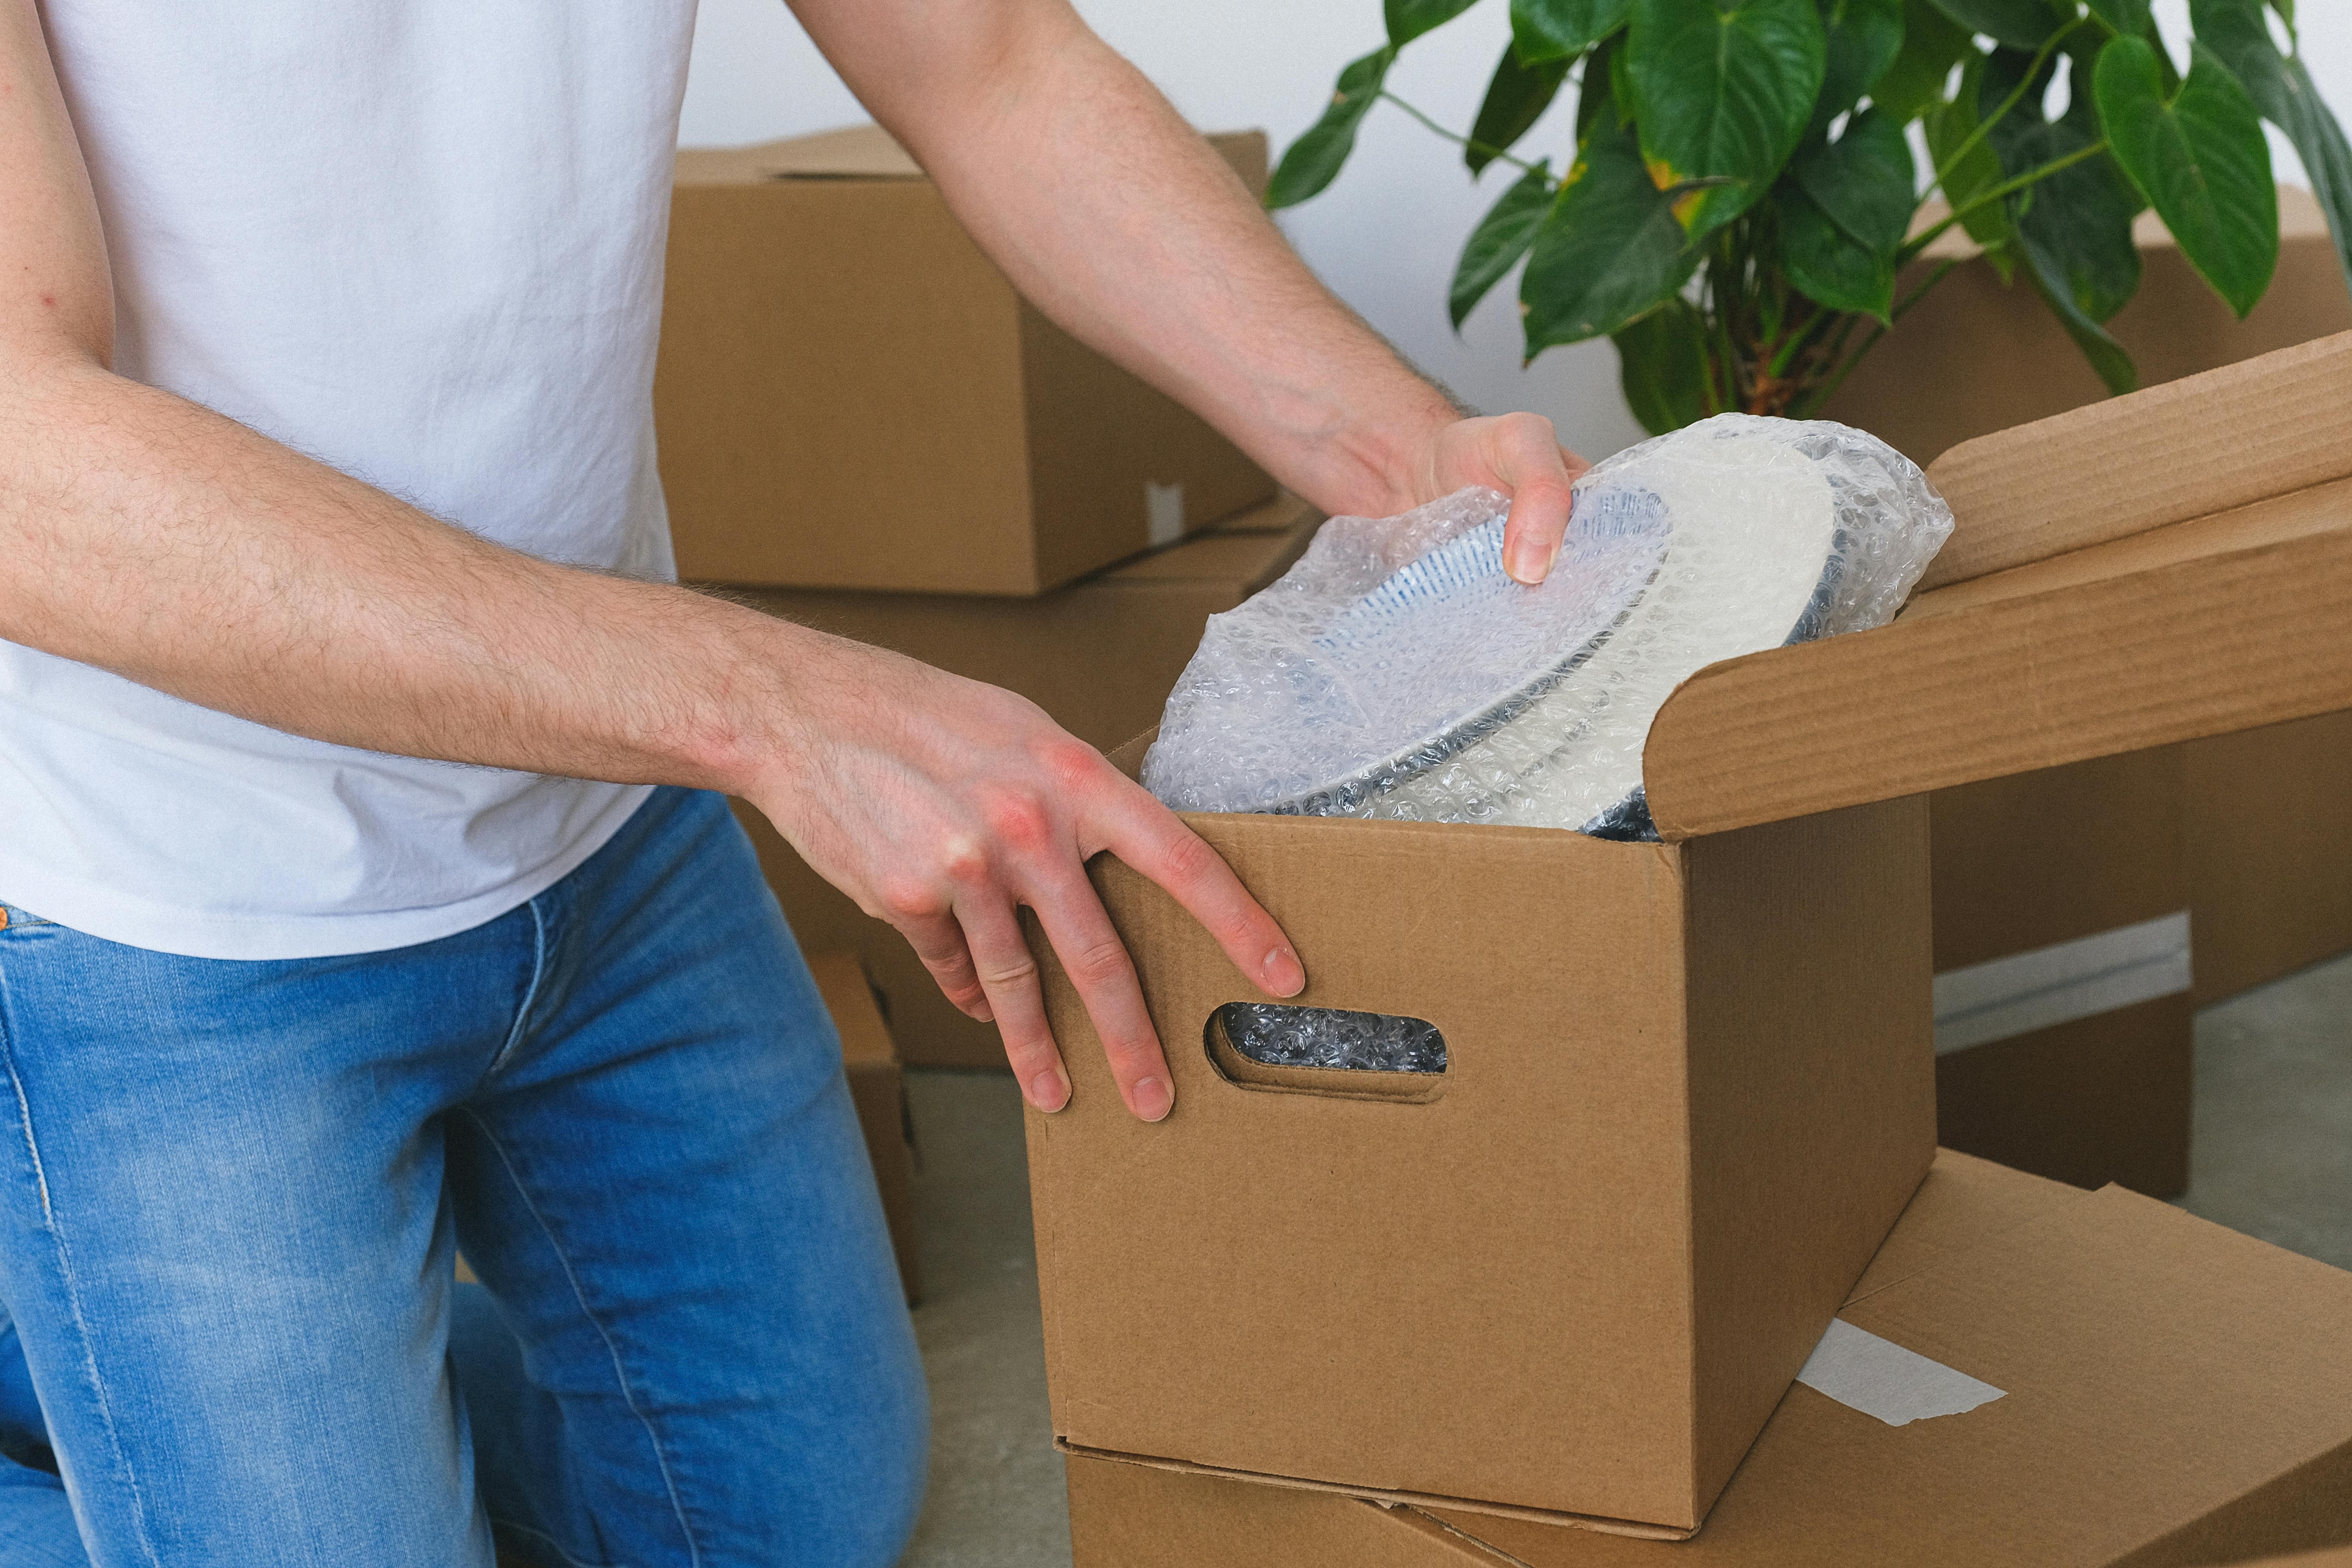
[1643, 333, 2352, 839]
[1428, 1185, 2352, 1565]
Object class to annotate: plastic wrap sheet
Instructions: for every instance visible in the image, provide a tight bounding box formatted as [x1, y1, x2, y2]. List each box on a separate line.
[1144, 415, 1954, 840]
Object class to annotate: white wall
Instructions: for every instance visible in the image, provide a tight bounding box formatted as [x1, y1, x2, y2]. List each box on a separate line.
[679, 0, 2352, 464]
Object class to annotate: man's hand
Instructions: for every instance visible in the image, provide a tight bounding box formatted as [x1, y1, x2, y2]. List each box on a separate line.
[746, 636, 1303, 1122]
[1408, 413, 1592, 585]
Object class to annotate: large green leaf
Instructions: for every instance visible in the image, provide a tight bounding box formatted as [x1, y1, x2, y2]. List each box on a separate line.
[2082, 0, 2151, 35]
[1468, 45, 1572, 173]
[2094, 38, 2278, 316]
[2020, 227, 2140, 391]
[1625, 0, 1827, 238]
[1815, 0, 1908, 127]
[2193, 0, 2352, 296]
[1266, 47, 1398, 209]
[1981, 48, 2142, 320]
[1870, 0, 1973, 120]
[1925, 52, 2018, 264]
[1781, 110, 1915, 316]
[1795, 105, 1919, 249]
[1780, 181, 1900, 314]
[1576, 30, 1627, 140]
[1923, 0, 2069, 51]
[1614, 297, 1715, 431]
[1387, 0, 1484, 46]
[1513, 0, 1634, 60]
[1452, 161, 1559, 325]
[1522, 118, 1706, 349]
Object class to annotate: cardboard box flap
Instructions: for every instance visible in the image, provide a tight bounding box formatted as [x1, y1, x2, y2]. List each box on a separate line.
[1919, 329, 2352, 591]
[1644, 338, 2352, 839]
[1425, 1186, 2352, 1566]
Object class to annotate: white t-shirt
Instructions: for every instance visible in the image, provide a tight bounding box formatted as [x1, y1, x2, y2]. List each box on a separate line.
[3, 2, 700, 959]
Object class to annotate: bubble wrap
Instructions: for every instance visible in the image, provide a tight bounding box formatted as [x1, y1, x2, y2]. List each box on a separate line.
[1218, 1003, 1447, 1074]
[1144, 415, 1953, 838]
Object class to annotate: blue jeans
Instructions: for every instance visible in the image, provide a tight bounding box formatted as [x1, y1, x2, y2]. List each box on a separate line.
[0, 787, 927, 1566]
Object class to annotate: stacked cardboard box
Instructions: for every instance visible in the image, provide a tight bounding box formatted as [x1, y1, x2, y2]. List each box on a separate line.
[658, 124, 1276, 594]
[1065, 1151, 2352, 1565]
[806, 952, 921, 1304]
[1029, 337, 2352, 1539]
[1827, 188, 2352, 1193]
[657, 122, 1305, 1069]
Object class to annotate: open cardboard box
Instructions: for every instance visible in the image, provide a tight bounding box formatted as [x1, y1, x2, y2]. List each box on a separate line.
[657, 124, 1276, 596]
[1064, 1152, 2352, 1566]
[1025, 333, 2352, 1536]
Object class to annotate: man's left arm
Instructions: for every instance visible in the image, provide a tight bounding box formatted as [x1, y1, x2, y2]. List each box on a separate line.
[785, 0, 1586, 585]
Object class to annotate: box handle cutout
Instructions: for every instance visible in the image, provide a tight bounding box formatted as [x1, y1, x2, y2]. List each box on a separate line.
[1204, 1002, 1446, 1104]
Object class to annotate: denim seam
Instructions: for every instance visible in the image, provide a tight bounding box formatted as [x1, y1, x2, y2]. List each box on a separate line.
[482, 898, 551, 1085]
[460, 1106, 704, 1568]
[0, 974, 163, 1567]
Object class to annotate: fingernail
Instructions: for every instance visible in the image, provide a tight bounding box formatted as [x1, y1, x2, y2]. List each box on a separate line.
[973, 1000, 994, 1023]
[1029, 1067, 1070, 1113]
[1505, 535, 1549, 584]
[1263, 946, 1305, 998]
[1132, 1075, 1173, 1122]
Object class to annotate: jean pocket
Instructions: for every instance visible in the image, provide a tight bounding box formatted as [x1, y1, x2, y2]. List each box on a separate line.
[0, 905, 55, 931]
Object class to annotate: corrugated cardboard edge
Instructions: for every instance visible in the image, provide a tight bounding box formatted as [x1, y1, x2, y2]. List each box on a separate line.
[1642, 467, 2352, 839]
[1919, 330, 2352, 590]
[1053, 1444, 1700, 1542]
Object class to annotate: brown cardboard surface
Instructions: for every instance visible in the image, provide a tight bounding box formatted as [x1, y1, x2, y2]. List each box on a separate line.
[729, 499, 1318, 1069]
[1909, 330, 2352, 594]
[1933, 994, 2193, 1197]
[1928, 750, 2192, 1196]
[1828, 199, 2352, 1014]
[658, 127, 1275, 595]
[1069, 1155, 2352, 1566]
[1641, 391, 2352, 836]
[1028, 798, 1935, 1532]
[807, 952, 921, 1303]
[1828, 187, 2352, 475]
[2189, 710, 2352, 1002]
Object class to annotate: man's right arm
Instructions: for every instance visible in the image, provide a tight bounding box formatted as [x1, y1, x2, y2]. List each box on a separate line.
[0, 0, 1302, 1119]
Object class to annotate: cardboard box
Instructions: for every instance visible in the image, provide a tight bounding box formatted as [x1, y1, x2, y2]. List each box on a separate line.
[1825, 187, 2350, 469]
[730, 496, 1319, 1070]
[1029, 334, 2352, 1535]
[808, 950, 922, 1305]
[1065, 1151, 2352, 1567]
[657, 125, 1277, 596]
[1825, 188, 2352, 1013]
[2187, 710, 2352, 1002]
[1928, 748, 2193, 1197]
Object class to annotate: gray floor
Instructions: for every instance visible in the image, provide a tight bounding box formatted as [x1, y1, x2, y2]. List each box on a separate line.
[892, 953, 2352, 1566]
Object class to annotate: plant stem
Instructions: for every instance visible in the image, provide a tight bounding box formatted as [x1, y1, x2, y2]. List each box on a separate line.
[1902, 139, 2110, 261]
[1375, 90, 1548, 178]
[1921, 21, 2077, 207]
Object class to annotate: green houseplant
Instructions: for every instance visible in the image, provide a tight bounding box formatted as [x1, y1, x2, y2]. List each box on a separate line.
[1268, 0, 2352, 433]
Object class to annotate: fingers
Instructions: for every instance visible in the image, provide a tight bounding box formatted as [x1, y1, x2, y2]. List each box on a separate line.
[1026, 867, 1177, 1122]
[894, 908, 995, 1022]
[1093, 774, 1305, 1003]
[950, 891, 1073, 1115]
[1479, 412, 1589, 585]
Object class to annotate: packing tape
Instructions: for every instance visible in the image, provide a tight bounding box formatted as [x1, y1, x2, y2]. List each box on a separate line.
[1796, 1318, 2006, 1427]
[1931, 910, 2191, 1056]
[1147, 481, 1187, 548]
